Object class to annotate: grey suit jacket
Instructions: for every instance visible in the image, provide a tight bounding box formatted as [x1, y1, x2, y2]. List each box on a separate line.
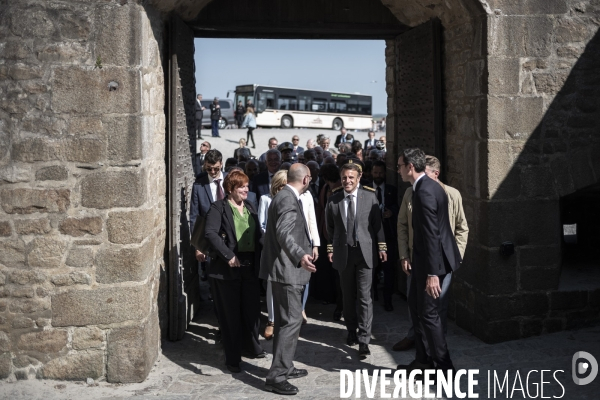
[325, 187, 386, 271]
[259, 186, 312, 285]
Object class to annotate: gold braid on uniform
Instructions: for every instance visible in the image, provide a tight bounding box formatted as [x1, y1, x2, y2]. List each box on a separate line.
[378, 242, 387, 252]
[331, 186, 343, 193]
[362, 185, 375, 192]
[327, 244, 333, 253]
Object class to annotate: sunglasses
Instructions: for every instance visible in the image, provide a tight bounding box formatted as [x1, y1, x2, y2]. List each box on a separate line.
[205, 166, 221, 172]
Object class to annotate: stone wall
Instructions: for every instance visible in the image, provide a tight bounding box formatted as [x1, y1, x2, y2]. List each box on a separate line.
[452, 0, 600, 342]
[0, 0, 166, 382]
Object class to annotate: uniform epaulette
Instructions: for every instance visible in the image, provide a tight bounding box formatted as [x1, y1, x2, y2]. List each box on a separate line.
[362, 185, 375, 192]
[331, 186, 343, 193]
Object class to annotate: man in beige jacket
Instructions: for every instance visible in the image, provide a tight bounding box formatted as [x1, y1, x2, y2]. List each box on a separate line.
[392, 155, 469, 351]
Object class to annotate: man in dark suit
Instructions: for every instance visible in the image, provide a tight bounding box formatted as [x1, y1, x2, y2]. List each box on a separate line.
[396, 148, 462, 376]
[326, 162, 387, 358]
[371, 160, 398, 311]
[259, 163, 315, 395]
[364, 131, 377, 153]
[209, 97, 221, 138]
[195, 94, 205, 139]
[252, 149, 281, 199]
[334, 127, 350, 148]
[291, 135, 304, 158]
[196, 140, 210, 175]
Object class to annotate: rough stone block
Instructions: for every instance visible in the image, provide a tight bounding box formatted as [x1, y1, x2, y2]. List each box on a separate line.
[8, 64, 42, 80]
[81, 170, 146, 209]
[489, 16, 553, 57]
[0, 188, 70, 214]
[519, 246, 560, 267]
[104, 116, 143, 163]
[67, 117, 103, 136]
[13, 218, 51, 235]
[9, 298, 50, 314]
[63, 138, 106, 163]
[52, 285, 149, 326]
[12, 316, 35, 329]
[96, 237, 155, 284]
[487, 0, 568, 15]
[95, 4, 142, 67]
[0, 165, 30, 183]
[27, 236, 68, 268]
[51, 271, 91, 287]
[13, 355, 40, 369]
[59, 217, 103, 237]
[17, 330, 67, 353]
[550, 290, 588, 311]
[107, 209, 154, 244]
[521, 318, 543, 338]
[42, 350, 103, 380]
[12, 138, 60, 162]
[557, 46, 582, 58]
[488, 96, 544, 140]
[0, 39, 34, 60]
[520, 165, 557, 198]
[35, 165, 68, 181]
[533, 72, 569, 95]
[544, 318, 564, 333]
[474, 318, 521, 343]
[0, 240, 26, 268]
[8, 270, 47, 285]
[107, 311, 158, 383]
[10, 286, 35, 298]
[0, 353, 10, 379]
[480, 200, 560, 247]
[0, 221, 11, 237]
[0, 332, 9, 352]
[73, 327, 104, 350]
[65, 247, 94, 268]
[488, 57, 520, 95]
[51, 67, 141, 115]
[520, 266, 560, 291]
[554, 18, 591, 43]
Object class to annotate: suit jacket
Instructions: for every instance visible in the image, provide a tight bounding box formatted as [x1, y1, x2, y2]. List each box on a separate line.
[334, 134, 349, 148]
[364, 138, 377, 151]
[195, 100, 204, 120]
[259, 186, 312, 285]
[397, 183, 468, 260]
[204, 198, 262, 280]
[411, 175, 462, 277]
[292, 146, 304, 157]
[325, 187, 385, 272]
[252, 171, 272, 200]
[373, 183, 399, 243]
[189, 171, 227, 231]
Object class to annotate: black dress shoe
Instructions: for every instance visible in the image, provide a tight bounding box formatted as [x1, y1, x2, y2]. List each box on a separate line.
[346, 333, 359, 346]
[245, 350, 267, 359]
[333, 309, 342, 321]
[358, 344, 371, 358]
[287, 368, 308, 379]
[384, 302, 394, 312]
[226, 364, 241, 373]
[265, 380, 299, 395]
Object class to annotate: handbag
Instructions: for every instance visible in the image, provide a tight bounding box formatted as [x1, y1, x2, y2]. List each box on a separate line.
[190, 214, 215, 258]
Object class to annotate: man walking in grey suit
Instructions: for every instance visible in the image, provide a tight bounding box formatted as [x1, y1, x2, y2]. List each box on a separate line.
[326, 161, 387, 358]
[260, 163, 315, 395]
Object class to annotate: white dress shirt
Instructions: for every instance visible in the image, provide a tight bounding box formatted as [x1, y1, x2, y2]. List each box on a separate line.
[208, 171, 224, 201]
[258, 194, 272, 233]
[300, 191, 320, 246]
[413, 173, 425, 191]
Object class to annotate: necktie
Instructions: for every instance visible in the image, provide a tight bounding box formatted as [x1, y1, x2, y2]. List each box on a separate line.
[215, 179, 224, 200]
[346, 195, 356, 246]
[376, 186, 382, 205]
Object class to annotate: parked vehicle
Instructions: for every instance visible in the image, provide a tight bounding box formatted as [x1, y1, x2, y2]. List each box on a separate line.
[201, 98, 234, 129]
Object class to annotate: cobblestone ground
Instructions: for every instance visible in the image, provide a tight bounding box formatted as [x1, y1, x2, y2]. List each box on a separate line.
[1, 287, 599, 399]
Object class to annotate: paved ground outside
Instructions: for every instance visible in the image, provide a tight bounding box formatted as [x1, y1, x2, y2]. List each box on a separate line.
[1, 284, 599, 399]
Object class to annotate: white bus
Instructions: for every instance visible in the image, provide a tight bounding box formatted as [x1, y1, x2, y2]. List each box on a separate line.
[234, 84, 372, 130]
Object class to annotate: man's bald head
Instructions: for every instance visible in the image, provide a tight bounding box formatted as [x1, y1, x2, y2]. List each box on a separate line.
[287, 163, 309, 183]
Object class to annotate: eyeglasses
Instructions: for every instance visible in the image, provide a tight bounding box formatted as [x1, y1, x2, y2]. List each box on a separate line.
[292, 138, 299, 141]
[201, 143, 209, 147]
[205, 166, 221, 172]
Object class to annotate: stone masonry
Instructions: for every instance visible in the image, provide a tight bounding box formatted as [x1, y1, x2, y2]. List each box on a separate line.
[0, 0, 599, 384]
[0, 0, 166, 382]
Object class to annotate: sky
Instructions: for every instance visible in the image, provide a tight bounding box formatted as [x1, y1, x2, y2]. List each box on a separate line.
[194, 39, 387, 115]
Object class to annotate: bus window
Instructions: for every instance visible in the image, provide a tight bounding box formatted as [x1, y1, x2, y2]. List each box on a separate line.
[312, 98, 327, 112]
[329, 100, 347, 113]
[278, 96, 297, 110]
[358, 101, 371, 115]
[298, 95, 310, 111]
[347, 100, 358, 114]
[257, 92, 274, 112]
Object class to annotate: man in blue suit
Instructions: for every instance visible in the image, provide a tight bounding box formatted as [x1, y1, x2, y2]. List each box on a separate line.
[252, 149, 282, 199]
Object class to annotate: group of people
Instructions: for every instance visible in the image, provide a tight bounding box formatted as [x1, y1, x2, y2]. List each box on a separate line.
[189, 130, 469, 395]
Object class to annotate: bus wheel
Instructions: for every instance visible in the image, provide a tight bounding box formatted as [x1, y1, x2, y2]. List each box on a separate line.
[281, 116, 293, 129]
[332, 118, 343, 130]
